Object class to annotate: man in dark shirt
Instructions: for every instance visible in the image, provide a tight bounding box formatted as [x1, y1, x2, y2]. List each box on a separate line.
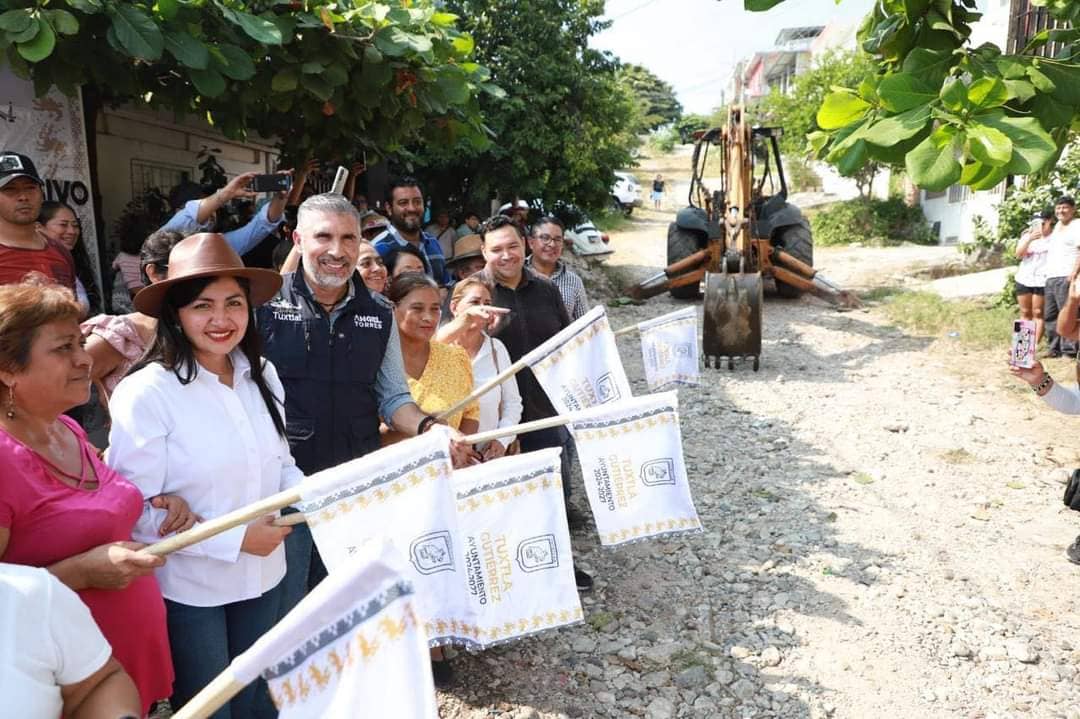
[477, 215, 593, 591]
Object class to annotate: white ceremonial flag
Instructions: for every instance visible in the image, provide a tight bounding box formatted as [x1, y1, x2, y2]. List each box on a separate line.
[569, 391, 703, 546]
[522, 305, 632, 414]
[230, 540, 437, 719]
[637, 307, 700, 391]
[451, 448, 583, 650]
[296, 430, 471, 646]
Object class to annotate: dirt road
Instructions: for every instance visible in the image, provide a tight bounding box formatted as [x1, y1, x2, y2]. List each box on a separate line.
[437, 213, 1080, 719]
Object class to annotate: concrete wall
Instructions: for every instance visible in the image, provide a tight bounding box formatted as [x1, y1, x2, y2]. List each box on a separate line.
[920, 185, 1004, 245]
[95, 105, 278, 246]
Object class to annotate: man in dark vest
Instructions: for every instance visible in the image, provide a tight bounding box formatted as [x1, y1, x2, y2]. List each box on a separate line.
[257, 193, 444, 616]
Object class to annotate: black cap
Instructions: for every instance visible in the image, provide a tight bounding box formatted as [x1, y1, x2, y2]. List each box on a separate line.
[1038, 207, 1055, 221]
[0, 151, 43, 188]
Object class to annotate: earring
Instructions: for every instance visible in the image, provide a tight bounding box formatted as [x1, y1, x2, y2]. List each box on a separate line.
[4, 384, 15, 420]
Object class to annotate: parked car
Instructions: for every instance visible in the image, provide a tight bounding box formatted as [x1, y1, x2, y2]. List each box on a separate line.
[612, 171, 642, 215]
[527, 201, 613, 259]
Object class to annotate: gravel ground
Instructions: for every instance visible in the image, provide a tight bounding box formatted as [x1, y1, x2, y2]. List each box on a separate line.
[435, 215, 1080, 719]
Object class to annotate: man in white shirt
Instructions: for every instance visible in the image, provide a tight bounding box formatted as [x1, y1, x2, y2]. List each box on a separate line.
[1040, 196, 1080, 357]
[0, 563, 140, 719]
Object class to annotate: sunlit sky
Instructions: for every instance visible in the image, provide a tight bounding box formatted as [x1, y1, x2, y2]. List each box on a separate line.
[592, 0, 875, 114]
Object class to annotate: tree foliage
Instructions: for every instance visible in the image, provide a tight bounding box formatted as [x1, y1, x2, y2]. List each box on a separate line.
[406, 0, 637, 214]
[0, 1, 497, 159]
[618, 63, 682, 132]
[749, 0, 1080, 191]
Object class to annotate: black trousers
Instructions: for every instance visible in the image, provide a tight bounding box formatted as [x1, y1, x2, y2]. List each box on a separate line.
[519, 425, 575, 502]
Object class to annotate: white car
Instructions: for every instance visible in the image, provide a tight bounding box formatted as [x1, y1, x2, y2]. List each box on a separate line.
[612, 171, 643, 215]
[528, 201, 614, 259]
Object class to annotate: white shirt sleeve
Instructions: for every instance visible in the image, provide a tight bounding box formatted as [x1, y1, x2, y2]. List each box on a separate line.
[492, 339, 523, 449]
[262, 360, 305, 491]
[107, 374, 246, 562]
[47, 571, 112, 687]
[1041, 381, 1080, 415]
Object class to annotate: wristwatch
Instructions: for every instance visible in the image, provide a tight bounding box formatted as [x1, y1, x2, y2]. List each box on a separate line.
[417, 415, 438, 434]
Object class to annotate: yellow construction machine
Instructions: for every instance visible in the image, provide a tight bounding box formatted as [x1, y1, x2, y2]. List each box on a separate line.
[627, 106, 859, 370]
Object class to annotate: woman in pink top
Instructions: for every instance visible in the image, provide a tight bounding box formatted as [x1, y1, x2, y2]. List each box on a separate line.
[0, 279, 195, 716]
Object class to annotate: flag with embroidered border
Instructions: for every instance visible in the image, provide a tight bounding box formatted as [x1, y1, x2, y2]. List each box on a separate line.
[229, 540, 437, 719]
[450, 448, 583, 650]
[295, 429, 472, 647]
[568, 391, 703, 546]
[522, 305, 632, 414]
[637, 307, 699, 391]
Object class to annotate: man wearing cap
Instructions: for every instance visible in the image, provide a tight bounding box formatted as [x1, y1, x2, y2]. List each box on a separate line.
[256, 193, 457, 615]
[525, 215, 589, 320]
[359, 211, 390, 242]
[0, 151, 76, 292]
[1041, 196, 1080, 357]
[372, 176, 452, 286]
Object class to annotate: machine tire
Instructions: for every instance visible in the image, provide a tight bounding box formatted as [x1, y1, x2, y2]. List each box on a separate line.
[772, 221, 813, 299]
[667, 223, 705, 299]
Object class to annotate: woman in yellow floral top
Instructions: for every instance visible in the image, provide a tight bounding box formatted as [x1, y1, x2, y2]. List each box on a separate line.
[383, 273, 480, 467]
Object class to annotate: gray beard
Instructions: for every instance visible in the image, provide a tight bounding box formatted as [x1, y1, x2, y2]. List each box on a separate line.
[309, 267, 351, 289]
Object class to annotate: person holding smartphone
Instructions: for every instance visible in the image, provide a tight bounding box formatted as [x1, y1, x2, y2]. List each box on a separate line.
[1015, 208, 1053, 346]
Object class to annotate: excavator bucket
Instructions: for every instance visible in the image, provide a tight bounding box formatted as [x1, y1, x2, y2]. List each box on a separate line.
[702, 269, 762, 371]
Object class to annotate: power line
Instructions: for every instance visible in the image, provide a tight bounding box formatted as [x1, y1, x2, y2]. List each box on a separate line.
[607, 0, 660, 22]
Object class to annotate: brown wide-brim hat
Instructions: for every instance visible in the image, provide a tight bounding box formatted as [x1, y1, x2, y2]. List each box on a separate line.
[133, 232, 283, 317]
[447, 234, 483, 266]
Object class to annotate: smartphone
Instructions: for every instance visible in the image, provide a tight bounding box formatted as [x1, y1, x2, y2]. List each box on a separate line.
[1010, 319, 1036, 368]
[249, 174, 291, 193]
[330, 165, 348, 195]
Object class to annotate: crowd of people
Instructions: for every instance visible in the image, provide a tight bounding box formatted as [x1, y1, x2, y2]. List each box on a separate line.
[0, 147, 597, 717]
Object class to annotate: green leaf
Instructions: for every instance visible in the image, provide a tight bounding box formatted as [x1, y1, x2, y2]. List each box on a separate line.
[940, 78, 968, 111]
[304, 74, 332, 101]
[451, 34, 474, 55]
[959, 160, 1007, 190]
[213, 44, 255, 81]
[979, 112, 1057, 175]
[224, 9, 282, 45]
[67, 0, 104, 12]
[301, 62, 324, 74]
[1039, 62, 1080, 106]
[11, 18, 40, 44]
[431, 12, 459, 27]
[878, 72, 937, 112]
[816, 91, 871, 130]
[1030, 92, 1073, 130]
[0, 10, 32, 33]
[967, 77, 1008, 109]
[164, 30, 209, 69]
[363, 45, 382, 64]
[806, 130, 830, 156]
[271, 67, 299, 93]
[903, 0, 932, 21]
[857, 78, 879, 104]
[109, 4, 163, 61]
[907, 130, 962, 190]
[744, 0, 785, 9]
[47, 10, 79, 36]
[1026, 66, 1055, 92]
[155, 0, 179, 21]
[1004, 79, 1036, 103]
[902, 47, 951, 86]
[17, 21, 54, 62]
[967, 123, 1012, 166]
[189, 67, 226, 97]
[862, 105, 932, 146]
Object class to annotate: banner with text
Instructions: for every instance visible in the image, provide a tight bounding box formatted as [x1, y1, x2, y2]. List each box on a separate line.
[637, 307, 699, 391]
[0, 68, 100, 291]
[451, 448, 582, 650]
[297, 430, 471, 646]
[569, 392, 703, 547]
[231, 540, 438, 719]
[523, 305, 632, 414]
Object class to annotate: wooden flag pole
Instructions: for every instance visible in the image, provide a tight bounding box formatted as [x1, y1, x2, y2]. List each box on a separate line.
[613, 325, 638, 337]
[433, 355, 530, 421]
[145, 487, 302, 557]
[171, 670, 246, 719]
[274, 413, 584, 529]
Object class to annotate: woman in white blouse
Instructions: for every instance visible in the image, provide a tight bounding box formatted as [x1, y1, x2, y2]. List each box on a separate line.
[447, 276, 523, 459]
[107, 233, 302, 719]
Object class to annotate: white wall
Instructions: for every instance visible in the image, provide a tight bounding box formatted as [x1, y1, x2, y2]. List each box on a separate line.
[95, 105, 278, 243]
[920, 186, 1004, 245]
